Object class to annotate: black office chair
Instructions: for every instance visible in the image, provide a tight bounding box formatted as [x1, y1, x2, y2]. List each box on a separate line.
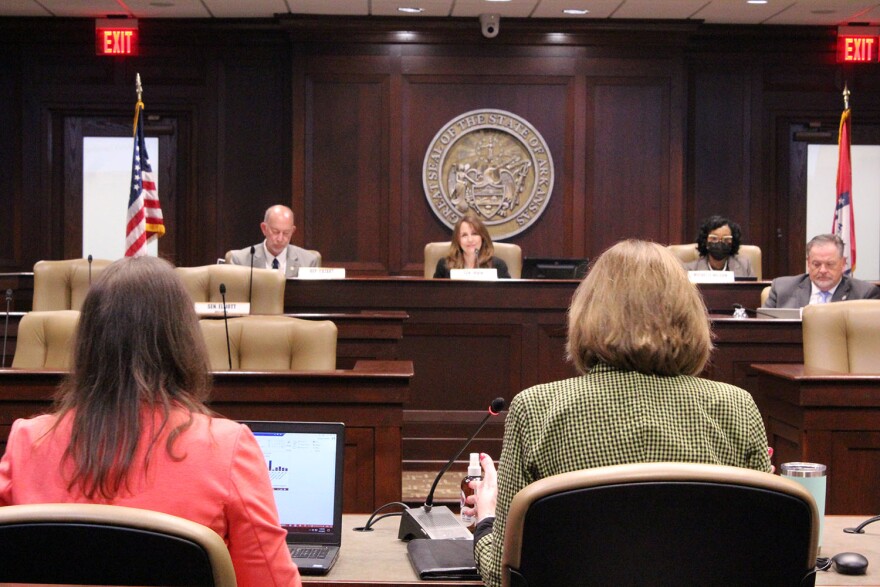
[502, 462, 818, 587]
[0, 503, 237, 586]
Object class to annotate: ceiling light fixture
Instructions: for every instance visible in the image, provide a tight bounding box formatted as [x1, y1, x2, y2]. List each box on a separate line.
[746, 0, 768, 4]
[485, 0, 512, 3]
[563, 9, 589, 15]
[398, 7, 424, 13]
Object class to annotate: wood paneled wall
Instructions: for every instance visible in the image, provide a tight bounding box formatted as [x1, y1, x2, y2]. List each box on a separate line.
[1, 17, 879, 277]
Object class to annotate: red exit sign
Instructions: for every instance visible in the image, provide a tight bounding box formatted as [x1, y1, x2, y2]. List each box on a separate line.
[837, 27, 880, 63]
[95, 19, 138, 56]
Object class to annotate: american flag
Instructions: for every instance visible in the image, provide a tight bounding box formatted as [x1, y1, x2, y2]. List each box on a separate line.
[125, 99, 164, 257]
[833, 104, 855, 275]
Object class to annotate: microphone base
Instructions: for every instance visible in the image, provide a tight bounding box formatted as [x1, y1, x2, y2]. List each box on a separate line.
[398, 506, 473, 541]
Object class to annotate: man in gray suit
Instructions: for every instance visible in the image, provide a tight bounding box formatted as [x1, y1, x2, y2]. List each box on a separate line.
[765, 234, 879, 308]
[228, 205, 319, 278]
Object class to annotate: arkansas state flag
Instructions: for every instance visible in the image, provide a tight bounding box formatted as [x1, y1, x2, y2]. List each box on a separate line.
[833, 107, 855, 275]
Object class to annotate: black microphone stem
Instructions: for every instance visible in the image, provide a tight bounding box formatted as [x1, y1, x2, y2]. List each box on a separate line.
[87, 254, 93, 285]
[248, 246, 255, 305]
[2, 289, 11, 369]
[220, 283, 232, 371]
[425, 409, 495, 509]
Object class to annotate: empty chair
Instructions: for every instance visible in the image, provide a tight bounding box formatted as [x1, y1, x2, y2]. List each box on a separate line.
[423, 241, 522, 278]
[502, 462, 818, 587]
[176, 264, 286, 315]
[199, 315, 337, 371]
[32, 258, 113, 311]
[11, 310, 80, 369]
[667, 243, 762, 280]
[802, 299, 880, 373]
[0, 503, 236, 586]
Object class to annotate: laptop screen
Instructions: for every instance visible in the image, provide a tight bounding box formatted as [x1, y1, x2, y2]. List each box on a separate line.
[241, 421, 345, 543]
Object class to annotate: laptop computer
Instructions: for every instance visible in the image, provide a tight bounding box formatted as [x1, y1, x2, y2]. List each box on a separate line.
[241, 420, 345, 575]
[756, 307, 803, 320]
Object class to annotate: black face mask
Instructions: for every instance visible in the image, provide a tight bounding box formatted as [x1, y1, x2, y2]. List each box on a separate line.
[706, 242, 732, 261]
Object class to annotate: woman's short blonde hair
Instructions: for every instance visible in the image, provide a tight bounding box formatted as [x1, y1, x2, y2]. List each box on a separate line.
[566, 239, 712, 376]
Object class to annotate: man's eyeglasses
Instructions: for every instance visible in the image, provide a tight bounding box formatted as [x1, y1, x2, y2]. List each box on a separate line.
[707, 236, 734, 244]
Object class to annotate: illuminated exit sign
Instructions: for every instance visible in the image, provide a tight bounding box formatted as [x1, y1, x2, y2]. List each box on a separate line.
[95, 19, 138, 56]
[837, 26, 879, 63]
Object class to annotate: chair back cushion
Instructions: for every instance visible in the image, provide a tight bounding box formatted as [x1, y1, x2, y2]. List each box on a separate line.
[176, 265, 286, 315]
[12, 310, 80, 369]
[0, 503, 236, 586]
[33, 259, 113, 311]
[803, 300, 880, 373]
[423, 241, 522, 278]
[502, 463, 817, 587]
[667, 244, 762, 279]
[199, 316, 337, 371]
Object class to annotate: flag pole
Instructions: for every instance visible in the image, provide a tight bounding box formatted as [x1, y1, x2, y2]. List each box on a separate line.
[842, 83, 850, 110]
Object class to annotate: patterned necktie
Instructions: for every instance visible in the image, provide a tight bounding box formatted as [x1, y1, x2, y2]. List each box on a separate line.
[272, 258, 280, 270]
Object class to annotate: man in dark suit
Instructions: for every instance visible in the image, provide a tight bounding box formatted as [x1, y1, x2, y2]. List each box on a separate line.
[228, 205, 319, 278]
[765, 234, 879, 308]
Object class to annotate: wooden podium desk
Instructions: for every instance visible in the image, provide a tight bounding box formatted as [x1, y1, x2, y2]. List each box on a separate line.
[0, 360, 412, 514]
[283, 278, 774, 470]
[0, 311, 407, 371]
[752, 364, 880, 516]
[304, 515, 880, 586]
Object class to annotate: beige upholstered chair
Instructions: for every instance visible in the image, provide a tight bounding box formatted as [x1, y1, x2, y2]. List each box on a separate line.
[423, 241, 522, 278]
[761, 286, 771, 306]
[32, 258, 113, 311]
[11, 310, 79, 369]
[176, 265, 286, 315]
[199, 315, 337, 371]
[666, 243, 762, 280]
[802, 300, 880, 373]
[502, 462, 817, 587]
[223, 249, 322, 266]
[0, 503, 236, 586]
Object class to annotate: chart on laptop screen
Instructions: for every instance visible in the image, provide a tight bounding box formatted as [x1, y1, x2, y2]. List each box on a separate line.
[252, 431, 337, 535]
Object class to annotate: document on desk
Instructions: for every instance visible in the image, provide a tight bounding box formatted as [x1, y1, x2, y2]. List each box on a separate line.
[407, 538, 480, 580]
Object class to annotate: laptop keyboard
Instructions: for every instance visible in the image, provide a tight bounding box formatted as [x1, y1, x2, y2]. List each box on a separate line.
[291, 546, 330, 559]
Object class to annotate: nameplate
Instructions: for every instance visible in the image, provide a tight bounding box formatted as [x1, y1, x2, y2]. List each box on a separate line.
[297, 267, 346, 280]
[194, 302, 250, 316]
[687, 270, 734, 284]
[450, 268, 498, 281]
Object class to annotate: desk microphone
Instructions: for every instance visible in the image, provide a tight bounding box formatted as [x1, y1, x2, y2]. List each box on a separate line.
[398, 397, 505, 541]
[2, 289, 12, 368]
[248, 245, 255, 305]
[87, 254, 93, 285]
[219, 283, 232, 370]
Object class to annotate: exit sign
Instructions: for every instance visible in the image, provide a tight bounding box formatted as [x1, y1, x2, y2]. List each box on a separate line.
[95, 19, 138, 56]
[837, 27, 879, 63]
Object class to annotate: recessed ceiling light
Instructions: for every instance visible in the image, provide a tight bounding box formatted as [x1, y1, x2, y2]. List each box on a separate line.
[485, 0, 512, 3]
[563, 9, 589, 15]
[747, 0, 768, 4]
[398, 7, 424, 13]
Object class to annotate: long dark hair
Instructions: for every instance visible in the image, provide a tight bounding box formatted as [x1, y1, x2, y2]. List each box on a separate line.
[52, 256, 212, 499]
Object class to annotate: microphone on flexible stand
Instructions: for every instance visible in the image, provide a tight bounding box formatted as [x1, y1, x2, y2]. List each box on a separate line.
[398, 397, 506, 541]
[87, 254, 93, 285]
[219, 283, 232, 370]
[2, 289, 12, 368]
[248, 245, 255, 305]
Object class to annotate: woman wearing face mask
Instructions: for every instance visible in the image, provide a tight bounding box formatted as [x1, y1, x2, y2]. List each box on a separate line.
[684, 215, 755, 278]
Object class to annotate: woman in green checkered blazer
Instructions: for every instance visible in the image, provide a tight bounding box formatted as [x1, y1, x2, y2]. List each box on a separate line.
[466, 239, 772, 587]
